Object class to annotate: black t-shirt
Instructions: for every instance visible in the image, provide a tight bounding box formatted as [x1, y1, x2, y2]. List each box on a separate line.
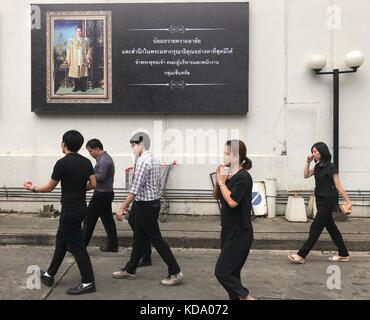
[219, 169, 253, 229]
[51, 153, 94, 205]
[314, 161, 338, 199]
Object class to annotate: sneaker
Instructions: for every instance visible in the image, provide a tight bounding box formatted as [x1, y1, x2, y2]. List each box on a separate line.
[40, 270, 54, 287]
[161, 271, 184, 286]
[112, 270, 136, 279]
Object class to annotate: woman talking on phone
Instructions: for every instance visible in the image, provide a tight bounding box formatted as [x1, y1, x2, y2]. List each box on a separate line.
[288, 142, 352, 264]
[214, 139, 255, 300]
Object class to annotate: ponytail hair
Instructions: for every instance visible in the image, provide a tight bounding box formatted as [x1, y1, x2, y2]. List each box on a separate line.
[226, 139, 252, 170]
[241, 155, 252, 170]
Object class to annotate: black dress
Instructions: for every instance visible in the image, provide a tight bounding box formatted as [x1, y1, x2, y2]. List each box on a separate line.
[215, 169, 254, 299]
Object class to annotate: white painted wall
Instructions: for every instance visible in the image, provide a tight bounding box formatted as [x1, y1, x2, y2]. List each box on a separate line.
[1, 0, 369, 214]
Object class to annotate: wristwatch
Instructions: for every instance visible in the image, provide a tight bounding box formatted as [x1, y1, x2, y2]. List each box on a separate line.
[32, 187, 37, 193]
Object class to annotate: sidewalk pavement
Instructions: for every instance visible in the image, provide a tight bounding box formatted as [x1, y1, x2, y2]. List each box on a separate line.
[2, 246, 370, 300]
[0, 213, 369, 251]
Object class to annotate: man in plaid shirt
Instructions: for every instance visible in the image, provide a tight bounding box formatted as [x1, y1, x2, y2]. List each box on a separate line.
[113, 132, 184, 286]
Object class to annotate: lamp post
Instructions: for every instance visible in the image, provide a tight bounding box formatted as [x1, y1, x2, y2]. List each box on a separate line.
[308, 50, 365, 170]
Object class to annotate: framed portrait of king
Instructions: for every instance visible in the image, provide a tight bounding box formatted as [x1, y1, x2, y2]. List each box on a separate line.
[46, 11, 112, 103]
[32, 2, 249, 113]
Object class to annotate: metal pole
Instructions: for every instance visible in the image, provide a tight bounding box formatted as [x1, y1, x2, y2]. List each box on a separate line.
[333, 69, 339, 170]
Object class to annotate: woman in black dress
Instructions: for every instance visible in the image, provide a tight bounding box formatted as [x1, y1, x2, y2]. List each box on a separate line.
[214, 139, 255, 300]
[288, 142, 352, 264]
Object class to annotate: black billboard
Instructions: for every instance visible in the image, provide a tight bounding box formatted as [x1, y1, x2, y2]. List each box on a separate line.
[31, 2, 249, 113]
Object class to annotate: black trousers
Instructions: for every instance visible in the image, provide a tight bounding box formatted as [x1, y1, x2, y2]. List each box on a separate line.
[82, 191, 118, 248]
[72, 77, 87, 92]
[127, 201, 152, 262]
[298, 197, 349, 258]
[124, 200, 180, 275]
[47, 202, 95, 283]
[215, 224, 253, 300]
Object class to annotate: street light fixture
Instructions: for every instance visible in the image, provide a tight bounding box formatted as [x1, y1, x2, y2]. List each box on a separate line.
[345, 50, 365, 70]
[309, 50, 365, 170]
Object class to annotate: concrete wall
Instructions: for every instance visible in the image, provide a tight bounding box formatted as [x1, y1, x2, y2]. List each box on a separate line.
[0, 0, 369, 214]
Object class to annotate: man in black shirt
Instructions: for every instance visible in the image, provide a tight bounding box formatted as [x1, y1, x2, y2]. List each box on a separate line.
[23, 130, 97, 295]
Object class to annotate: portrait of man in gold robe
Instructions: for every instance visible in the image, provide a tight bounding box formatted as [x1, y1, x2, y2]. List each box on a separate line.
[47, 11, 112, 104]
[65, 26, 92, 92]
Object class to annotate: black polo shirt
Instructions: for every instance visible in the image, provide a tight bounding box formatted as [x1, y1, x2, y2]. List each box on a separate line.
[219, 169, 253, 229]
[51, 152, 94, 205]
[314, 161, 338, 199]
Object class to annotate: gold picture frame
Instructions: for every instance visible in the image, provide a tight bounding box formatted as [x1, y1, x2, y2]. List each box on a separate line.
[46, 11, 112, 104]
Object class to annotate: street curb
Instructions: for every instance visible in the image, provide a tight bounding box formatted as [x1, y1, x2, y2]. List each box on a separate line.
[1, 234, 369, 251]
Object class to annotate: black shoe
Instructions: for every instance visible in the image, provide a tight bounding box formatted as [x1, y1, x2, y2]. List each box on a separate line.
[66, 283, 96, 295]
[99, 245, 118, 253]
[138, 259, 152, 267]
[40, 270, 54, 287]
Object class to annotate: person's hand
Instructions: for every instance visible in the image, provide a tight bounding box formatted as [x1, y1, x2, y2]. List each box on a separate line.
[341, 201, 352, 215]
[116, 203, 128, 221]
[115, 206, 124, 221]
[23, 181, 33, 190]
[307, 155, 314, 163]
[216, 165, 227, 185]
[346, 201, 352, 210]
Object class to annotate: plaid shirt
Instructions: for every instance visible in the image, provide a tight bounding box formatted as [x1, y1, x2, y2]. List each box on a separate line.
[129, 151, 161, 201]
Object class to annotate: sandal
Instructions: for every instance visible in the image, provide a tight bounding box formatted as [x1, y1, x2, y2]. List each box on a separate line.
[288, 253, 305, 264]
[328, 255, 350, 262]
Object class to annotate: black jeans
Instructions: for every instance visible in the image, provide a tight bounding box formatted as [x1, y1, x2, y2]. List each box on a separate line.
[124, 200, 180, 275]
[82, 191, 118, 248]
[127, 201, 152, 262]
[215, 223, 254, 300]
[47, 202, 95, 283]
[298, 196, 349, 258]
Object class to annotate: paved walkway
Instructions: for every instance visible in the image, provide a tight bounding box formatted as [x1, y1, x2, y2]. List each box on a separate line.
[0, 213, 369, 251]
[1, 246, 370, 300]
